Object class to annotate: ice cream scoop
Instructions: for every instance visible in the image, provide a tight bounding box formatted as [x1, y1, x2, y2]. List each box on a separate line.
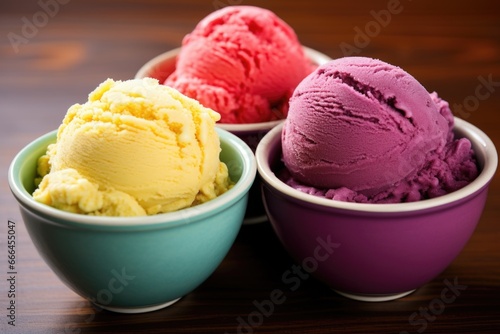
[281, 57, 477, 202]
[34, 78, 232, 216]
[165, 5, 314, 124]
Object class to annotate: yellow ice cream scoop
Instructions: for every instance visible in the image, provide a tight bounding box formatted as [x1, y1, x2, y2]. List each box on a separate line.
[34, 78, 232, 216]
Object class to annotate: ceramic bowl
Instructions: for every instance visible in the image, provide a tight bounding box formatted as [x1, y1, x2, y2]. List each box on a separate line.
[255, 119, 497, 302]
[135, 46, 331, 224]
[9, 128, 256, 313]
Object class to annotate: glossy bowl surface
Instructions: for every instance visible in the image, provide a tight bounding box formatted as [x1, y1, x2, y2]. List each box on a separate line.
[9, 128, 256, 313]
[256, 119, 497, 301]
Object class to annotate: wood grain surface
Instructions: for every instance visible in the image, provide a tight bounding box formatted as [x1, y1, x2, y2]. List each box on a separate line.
[1, 0, 499, 333]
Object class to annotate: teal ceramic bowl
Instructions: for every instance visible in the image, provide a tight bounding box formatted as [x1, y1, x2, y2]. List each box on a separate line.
[8, 128, 256, 313]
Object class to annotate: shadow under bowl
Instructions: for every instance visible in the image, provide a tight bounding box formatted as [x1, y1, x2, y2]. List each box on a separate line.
[255, 118, 497, 302]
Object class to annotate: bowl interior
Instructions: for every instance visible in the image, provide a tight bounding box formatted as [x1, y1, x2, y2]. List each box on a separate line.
[135, 47, 180, 83]
[135, 46, 331, 82]
[19, 132, 54, 194]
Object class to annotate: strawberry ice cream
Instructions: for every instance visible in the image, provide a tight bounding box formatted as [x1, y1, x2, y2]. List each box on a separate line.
[165, 6, 314, 124]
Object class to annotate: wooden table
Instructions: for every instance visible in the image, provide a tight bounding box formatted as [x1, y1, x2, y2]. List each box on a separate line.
[1, 0, 499, 333]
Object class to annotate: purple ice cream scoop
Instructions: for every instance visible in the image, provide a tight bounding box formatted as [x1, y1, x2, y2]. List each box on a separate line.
[281, 57, 478, 203]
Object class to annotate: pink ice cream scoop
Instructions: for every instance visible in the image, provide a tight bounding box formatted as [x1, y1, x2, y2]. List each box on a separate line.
[165, 6, 314, 124]
[281, 57, 478, 203]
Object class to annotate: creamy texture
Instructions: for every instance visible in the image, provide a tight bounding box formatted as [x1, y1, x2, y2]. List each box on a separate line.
[34, 78, 232, 216]
[281, 57, 478, 203]
[165, 5, 314, 124]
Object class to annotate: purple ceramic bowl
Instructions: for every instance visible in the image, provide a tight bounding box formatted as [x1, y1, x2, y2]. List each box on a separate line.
[135, 46, 331, 224]
[255, 119, 497, 302]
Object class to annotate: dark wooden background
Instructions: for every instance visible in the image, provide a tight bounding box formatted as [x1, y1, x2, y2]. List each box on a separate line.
[1, 0, 499, 333]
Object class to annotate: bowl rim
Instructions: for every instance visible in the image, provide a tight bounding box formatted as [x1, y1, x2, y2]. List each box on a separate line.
[255, 118, 498, 213]
[134, 46, 332, 132]
[8, 128, 256, 228]
[135, 47, 181, 81]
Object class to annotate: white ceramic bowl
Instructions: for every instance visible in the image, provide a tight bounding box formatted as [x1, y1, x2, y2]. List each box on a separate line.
[135, 46, 331, 224]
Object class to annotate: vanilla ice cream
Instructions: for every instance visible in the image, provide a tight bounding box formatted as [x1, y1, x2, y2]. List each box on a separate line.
[34, 78, 232, 216]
